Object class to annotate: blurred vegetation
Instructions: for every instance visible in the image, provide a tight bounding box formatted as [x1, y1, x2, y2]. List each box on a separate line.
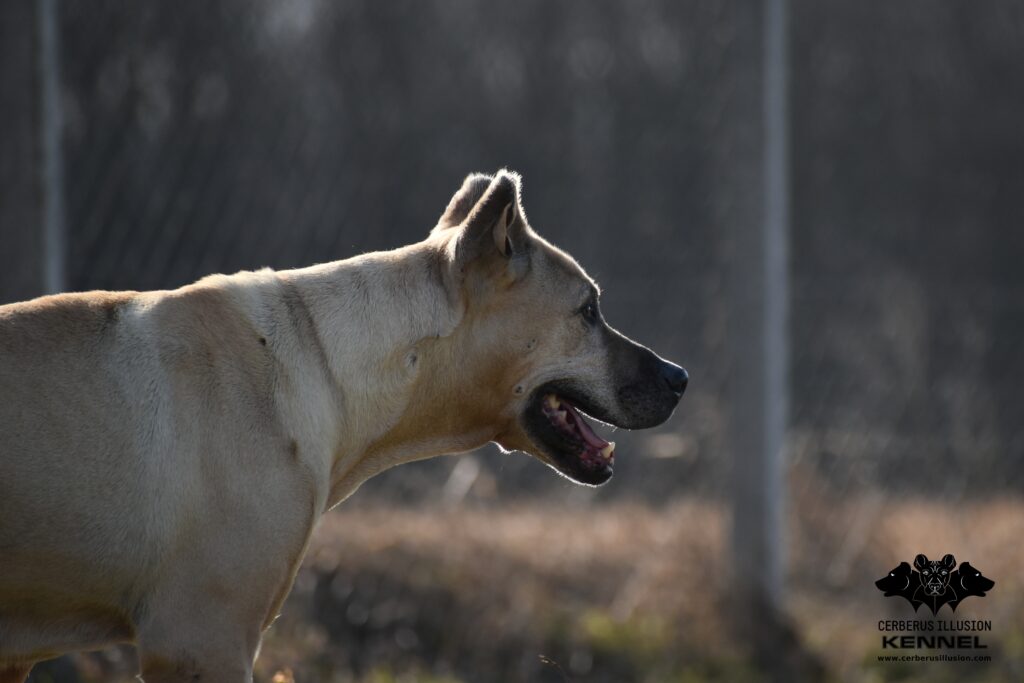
[44, 492, 1023, 683]
[6, 1, 1023, 681]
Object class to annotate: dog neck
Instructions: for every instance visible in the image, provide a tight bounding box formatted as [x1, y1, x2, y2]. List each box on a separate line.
[271, 241, 492, 508]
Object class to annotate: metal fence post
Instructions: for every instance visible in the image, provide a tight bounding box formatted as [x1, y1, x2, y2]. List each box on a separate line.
[730, 0, 789, 643]
[37, 0, 66, 295]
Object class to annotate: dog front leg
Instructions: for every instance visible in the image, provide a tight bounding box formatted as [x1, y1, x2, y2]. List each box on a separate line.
[135, 594, 262, 683]
[138, 655, 252, 683]
[137, 627, 258, 683]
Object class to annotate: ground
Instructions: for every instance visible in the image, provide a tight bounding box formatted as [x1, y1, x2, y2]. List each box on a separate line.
[38, 494, 1024, 683]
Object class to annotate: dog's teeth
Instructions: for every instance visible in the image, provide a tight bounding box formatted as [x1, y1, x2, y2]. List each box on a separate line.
[545, 395, 560, 410]
[599, 442, 615, 459]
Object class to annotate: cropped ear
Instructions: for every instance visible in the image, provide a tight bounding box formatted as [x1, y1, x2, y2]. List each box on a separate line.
[942, 554, 956, 569]
[914, 554, 929, 570]
[435, 173, 493, 231]
[898, 561, 912, 573]
[448, 169, 530, 275]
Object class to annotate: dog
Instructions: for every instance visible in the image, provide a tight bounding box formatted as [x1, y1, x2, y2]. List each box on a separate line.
[875, 561, 922, 611]
[947, 562, 995, 611]
[0, 170, 686, 682]
[912, 553, 957, 614]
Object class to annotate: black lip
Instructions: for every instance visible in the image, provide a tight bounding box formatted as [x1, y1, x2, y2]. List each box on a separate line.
[520, 381, 616, 486]
[535, 380, 623, 428]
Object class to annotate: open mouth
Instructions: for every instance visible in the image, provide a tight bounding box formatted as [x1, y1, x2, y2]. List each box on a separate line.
[522, 385, 617, 486]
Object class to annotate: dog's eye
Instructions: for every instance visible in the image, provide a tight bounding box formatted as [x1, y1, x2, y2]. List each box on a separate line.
[579, 302, 599, 324]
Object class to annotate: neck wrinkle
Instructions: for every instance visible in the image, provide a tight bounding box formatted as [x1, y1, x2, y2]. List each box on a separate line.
[279, 244, 461, 500]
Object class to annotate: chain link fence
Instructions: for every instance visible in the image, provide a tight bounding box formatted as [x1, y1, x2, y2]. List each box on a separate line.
[51, 0, 737, 505]
[4, 1, 1024, 681]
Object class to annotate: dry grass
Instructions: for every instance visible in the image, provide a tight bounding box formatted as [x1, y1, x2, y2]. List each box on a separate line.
[259, 500, 733, 683]
[54, 493, 1024, 682]
[253, 494, 1024, 682]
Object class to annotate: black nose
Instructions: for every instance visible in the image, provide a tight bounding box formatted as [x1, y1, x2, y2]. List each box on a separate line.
[661, 362, 688, 396]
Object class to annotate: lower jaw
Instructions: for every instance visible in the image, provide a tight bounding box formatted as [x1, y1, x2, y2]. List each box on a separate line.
[546, 452, 613, 485]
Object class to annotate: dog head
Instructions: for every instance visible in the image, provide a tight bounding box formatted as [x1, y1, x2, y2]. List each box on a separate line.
[875, 561, 914, 596]
[955, 562, 994, 597]
[914, 554, 956, 597]
[430, 170, 687, 486]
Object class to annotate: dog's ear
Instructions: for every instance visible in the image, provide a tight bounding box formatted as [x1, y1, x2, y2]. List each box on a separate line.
[914, 554, 929, 570]
[942, 554, 956, 569]
[445, 169, 530, 278]
[435, 173, 493, 231]
[898, 561, 912, 574]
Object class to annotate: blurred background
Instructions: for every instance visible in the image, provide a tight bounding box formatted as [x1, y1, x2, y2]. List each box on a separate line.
[2, 1, 1023, 681]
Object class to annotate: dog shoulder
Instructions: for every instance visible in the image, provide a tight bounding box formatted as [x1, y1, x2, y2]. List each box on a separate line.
[142, 274, 272, 371]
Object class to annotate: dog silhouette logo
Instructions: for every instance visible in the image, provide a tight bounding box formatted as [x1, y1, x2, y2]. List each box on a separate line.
[875, 554, 994, 615]
[948, 561, 996, 611]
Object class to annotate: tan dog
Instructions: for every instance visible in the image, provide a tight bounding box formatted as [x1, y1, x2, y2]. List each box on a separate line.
[0, 170, 686, 682]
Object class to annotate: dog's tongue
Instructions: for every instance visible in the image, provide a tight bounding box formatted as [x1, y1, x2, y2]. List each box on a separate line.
[562, 401, 609, 449]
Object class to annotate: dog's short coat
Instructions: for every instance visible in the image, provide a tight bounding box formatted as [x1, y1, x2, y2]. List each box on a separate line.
[0, 171, 685, 682]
